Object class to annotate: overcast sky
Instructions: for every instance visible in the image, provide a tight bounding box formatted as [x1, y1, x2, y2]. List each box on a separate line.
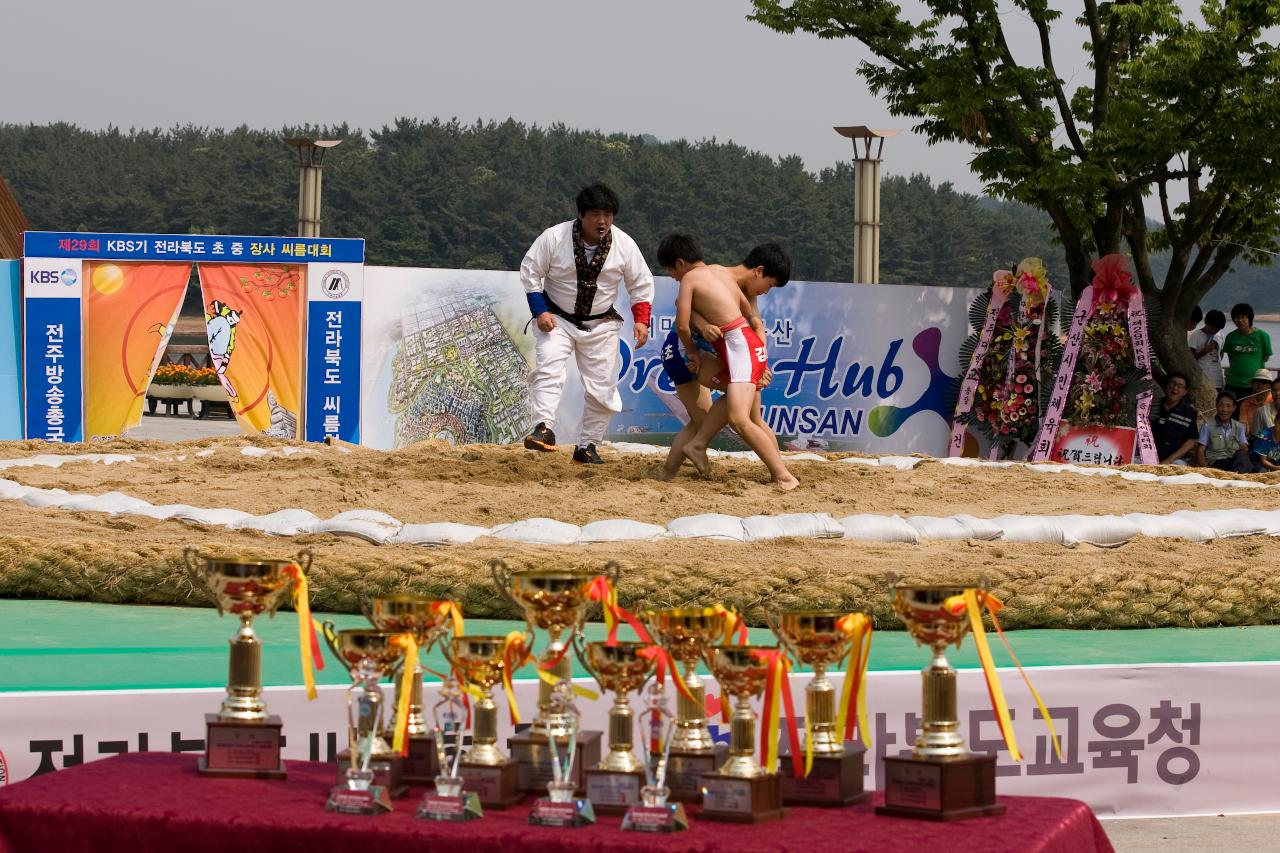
[0, 0, 1206, 202]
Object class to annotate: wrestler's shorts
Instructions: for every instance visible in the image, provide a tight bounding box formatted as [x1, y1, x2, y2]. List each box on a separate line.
[660, 329, 717, 386]
[712, 318, 768, 386]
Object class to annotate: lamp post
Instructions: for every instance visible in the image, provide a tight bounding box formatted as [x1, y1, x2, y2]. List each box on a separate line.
[282, 138, 342, 238]
[833, 126, 898, 284]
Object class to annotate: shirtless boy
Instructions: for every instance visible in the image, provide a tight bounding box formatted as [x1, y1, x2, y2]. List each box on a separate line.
[655, 235, 788, 479]
[670, 239, 798, 490]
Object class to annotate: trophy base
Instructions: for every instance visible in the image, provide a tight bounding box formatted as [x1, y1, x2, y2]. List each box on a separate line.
[199, 714, 286, 779]
[417, 791, 484, 822]
[585, 767, 645, 813]
[666, 744, 729, 803]
[699, 772, 786, 824]
[621, 802, 691, 833]
[334, 750, 407, 799]
[876, 753, 1006, 821]
[458, 759, 524, 809]
[508, 730, 602, 794]
[528, 796, 596, 827]
[326, 785, 393, 815]
[400, 733, 441, 785]
[779, 743, 869, 807]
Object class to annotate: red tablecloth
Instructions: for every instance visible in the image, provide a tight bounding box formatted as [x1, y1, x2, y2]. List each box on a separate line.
[0, 753, 1113, 853]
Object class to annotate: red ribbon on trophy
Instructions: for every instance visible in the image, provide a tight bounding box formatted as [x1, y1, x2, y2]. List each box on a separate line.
[755, 648, 803, 778]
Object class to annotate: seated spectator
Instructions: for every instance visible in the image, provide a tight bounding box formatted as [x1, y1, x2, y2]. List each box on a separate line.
[1189, 309, 1226, 392]
[1239, 368, 1273, 440]
[1198, 390, 1254, 473]
[1251, 418, 1280, 472]
[1149, 372, 1199, 465]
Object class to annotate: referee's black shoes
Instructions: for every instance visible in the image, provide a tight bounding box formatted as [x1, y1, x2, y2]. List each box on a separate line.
[523, 422, 556, 452]
[572, 443, 604, 464]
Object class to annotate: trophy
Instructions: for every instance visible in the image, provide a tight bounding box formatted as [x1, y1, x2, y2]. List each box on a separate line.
[491, 560, 612, 792]
[696, 645, 787, 823]
[643, 607, 730, 801]
[417, 656, 483, 822]
[322, 627, 410, 811]
[573, 639, 655, 812]
[364, 595, 457, 784]
[875, 584, 1006, 820]
[620, 669, 690, 832]
[184, 547, 306, 779]
[449, 635, 525, 808]
[528, 676, 596, 827]
[769, 610, 870, 806]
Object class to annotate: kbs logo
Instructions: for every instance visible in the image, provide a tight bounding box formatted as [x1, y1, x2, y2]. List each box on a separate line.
[321, 270, 350, 299]
[29, 268, 78, 287]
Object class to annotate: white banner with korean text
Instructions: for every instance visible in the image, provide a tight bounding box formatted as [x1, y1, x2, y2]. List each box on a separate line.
[0, 661, 1270, 818]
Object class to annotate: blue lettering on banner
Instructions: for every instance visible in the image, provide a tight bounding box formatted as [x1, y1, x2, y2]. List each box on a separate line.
[23, 299, 82, 442]
[23, 232, 365, 265]
[305, 302, 361, 443]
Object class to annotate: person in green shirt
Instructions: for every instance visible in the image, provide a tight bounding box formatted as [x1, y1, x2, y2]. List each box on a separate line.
[1223, 302, 1273, 407]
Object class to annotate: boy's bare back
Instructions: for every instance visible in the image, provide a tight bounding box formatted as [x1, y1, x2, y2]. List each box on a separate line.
[682, 264, 749, 327]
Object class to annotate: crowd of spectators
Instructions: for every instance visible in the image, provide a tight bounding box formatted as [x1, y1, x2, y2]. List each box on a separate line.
[1150, 303, 1277, 473]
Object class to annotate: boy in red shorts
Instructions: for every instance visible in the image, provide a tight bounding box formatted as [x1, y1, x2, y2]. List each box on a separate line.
[674, 248, 798, 490]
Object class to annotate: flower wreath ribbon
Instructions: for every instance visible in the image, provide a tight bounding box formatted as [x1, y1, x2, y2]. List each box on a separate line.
[950, 270, 1015, 456]
[282, 562, 323, 701]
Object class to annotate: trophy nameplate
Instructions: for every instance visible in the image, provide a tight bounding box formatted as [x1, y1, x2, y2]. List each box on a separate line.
[528, 796, 595, 828]
[779, 741, 869, 806]
[326, 786, 393, 815]
[621, 802, 691, 833]
[458, 760, 524, 808]
[199, 714, 286, 779]
[664, 744, 729, 802]
[334, 749, 406, 799]
[417, 792, 483, 822]
[509, 730, 601, 793]
[877, 753, 1005, 821]
[401, 733, 440, 784]
[700, 773, 786, 824]
[584, 767, 645, 813]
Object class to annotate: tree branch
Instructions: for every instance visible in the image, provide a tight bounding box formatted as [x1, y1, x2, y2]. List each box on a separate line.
[1030, 8, 1086, 158]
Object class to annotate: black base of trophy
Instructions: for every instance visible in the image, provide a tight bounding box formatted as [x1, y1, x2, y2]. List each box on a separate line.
[584, 767, 646, 814]
[198, 714, 286, 779]
[508, 730, 602, 794]
[779, 742, 869, 807]
[665, 744, 729, 803]
[876, 753, 1006, 821]
[417, 791, 484, 822]
[335, 750, 407, 799]
[699, 772, 786, 824]
[400, 733, 440, 785]
[326, 785, 393, 815]
[458, 759, 524, 809]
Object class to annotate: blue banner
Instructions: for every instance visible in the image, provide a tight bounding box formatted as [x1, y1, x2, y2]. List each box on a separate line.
[305, 301, 361, 443]
[24, 231, 364, 264]
[0, 261, 21, 440]
[24, 297, 83, 442]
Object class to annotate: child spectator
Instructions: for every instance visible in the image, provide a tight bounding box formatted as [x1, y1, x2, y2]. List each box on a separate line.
[1223, 303, 1272, 404]
[1189, 309, 1226, 392]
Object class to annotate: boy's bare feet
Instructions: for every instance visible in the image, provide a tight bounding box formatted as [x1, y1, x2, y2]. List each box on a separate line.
[773, 473, 800, 491]
[682, 443, 711, 476]
[656, 464, 679, 481]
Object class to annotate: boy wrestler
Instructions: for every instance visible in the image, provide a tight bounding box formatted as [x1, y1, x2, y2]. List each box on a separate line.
[672, 244, 798, 490]
[655, 235, 788, 479]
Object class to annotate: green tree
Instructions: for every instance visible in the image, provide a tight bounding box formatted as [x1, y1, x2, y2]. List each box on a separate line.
[749, 0, 1280, 390]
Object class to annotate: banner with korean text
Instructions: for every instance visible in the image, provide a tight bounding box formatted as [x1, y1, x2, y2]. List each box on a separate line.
[0, 261, 20, 440]
[0, 662, 1272, 818]
[82, 262, 190, 441]
[197, 264, 305, 439]
[304, 263, 363, 443]
[23, 258, 82, 442]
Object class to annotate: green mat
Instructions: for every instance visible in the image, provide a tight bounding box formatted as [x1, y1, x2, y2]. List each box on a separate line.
[1, 599, 1276, 692]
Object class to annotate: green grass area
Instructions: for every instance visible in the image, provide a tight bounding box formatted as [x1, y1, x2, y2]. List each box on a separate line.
[0, 599, 1275, 692]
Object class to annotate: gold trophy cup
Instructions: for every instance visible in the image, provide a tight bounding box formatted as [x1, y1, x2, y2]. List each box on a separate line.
[698, 645, 786, 823]
[770, 610, 870, 806]
[491, 560, 611, 791]
[875, 584, 1006, 820]
[364, 595, 457, 783]
[323, 627, 410, 809]
[643, 607, 730, 801]
[449, 635, 525, 808]
[184, 547, 305, 779]
[575, 639, 657, 812]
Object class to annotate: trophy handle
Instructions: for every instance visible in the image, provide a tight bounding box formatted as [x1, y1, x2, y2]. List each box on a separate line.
[320, 619, 350, 672]
[294, 547, 313, 575]
[182, 546, 220, 615]
[765, 610, 800, 662]
[603, 560, 622, 587]
[488, 558, 520, 608]
[570, 632, 603, 692]
[357, 594, 375, 625]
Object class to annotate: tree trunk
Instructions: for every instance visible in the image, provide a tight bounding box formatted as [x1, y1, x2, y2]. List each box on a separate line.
[1149, 312, 1214, 412]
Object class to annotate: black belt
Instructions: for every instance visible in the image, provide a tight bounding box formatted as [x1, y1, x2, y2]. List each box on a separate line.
[547, 299, 621, 331]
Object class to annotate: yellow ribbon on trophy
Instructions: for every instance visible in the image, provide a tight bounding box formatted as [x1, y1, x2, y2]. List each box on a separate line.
[433, 600, 465, 638]
[501, 631, 533, 725]
[390, 633, 419, 756]
[713, 604, 749, 645]
[944, 590, 1062, 762]
[832, 613, 873, 777]
[755, 648, 803, 777]
[536, 668, 600, 702]
[283, 562, 323, 701]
